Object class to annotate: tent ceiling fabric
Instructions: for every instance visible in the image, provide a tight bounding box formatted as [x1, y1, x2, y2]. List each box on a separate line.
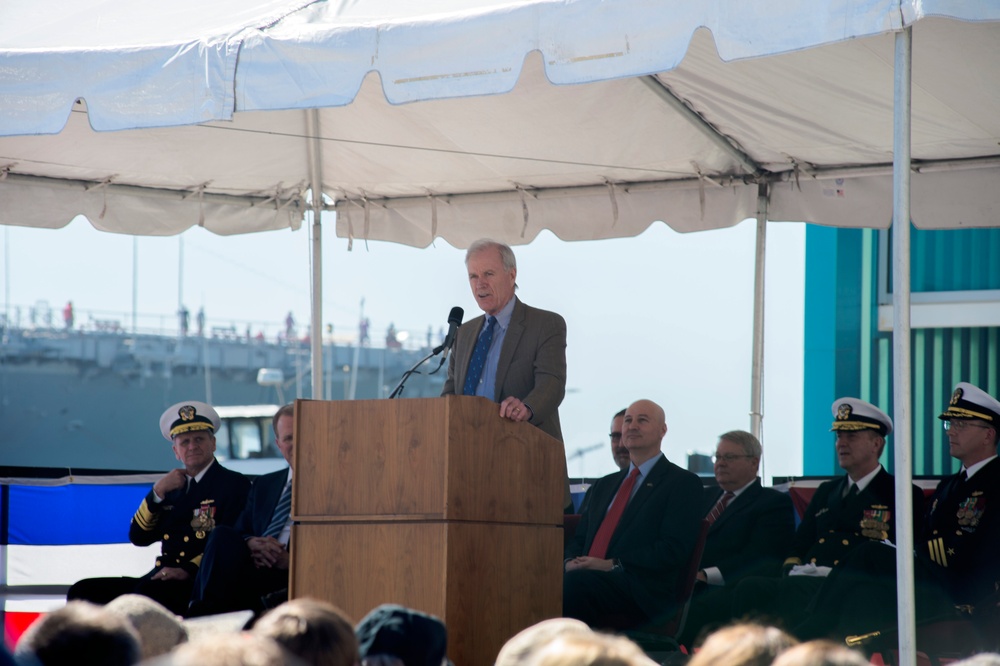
[0, 0, 998, 242]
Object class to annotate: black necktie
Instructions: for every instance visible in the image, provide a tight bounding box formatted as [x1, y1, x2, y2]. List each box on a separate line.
[845, 483, 858, 498]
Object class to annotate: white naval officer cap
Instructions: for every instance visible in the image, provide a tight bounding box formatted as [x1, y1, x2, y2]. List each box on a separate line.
[159, 401, 221, 441]
[939, 382, 1000, 425]
[830, 397, 892, 437]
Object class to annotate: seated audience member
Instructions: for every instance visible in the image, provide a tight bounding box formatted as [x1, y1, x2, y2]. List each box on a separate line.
[681, 431, 795, 645]
[105, 594, 188, 660]
[15, 601, 141, 666]
[563, 399, 703, 630]
[949, 656, 1000, 666]
[770, 640, 869, 666]
[686, 623, 798, 666]
[68, 402, 250, 616]
[495, 618, 592, 666]
[576, 409, 629, 515]
[522, 631, 657, 666]
[795, 382, 1000, 641]
[189, 404, 296, 617]
[355, 605, 448, 666]
[143, 632, 304, 666]
[254, 598, 359, 666]
[732, 397, 924, 632]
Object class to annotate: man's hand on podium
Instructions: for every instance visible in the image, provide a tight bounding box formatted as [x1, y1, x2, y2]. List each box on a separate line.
[500, 396, 532, 423]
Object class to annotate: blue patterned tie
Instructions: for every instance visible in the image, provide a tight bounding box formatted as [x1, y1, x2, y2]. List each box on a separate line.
[463, 316, 497, 396]
[263, 481, 292, 539]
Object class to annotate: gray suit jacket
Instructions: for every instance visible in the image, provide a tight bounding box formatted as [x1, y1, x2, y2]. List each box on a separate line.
[443, 297, 569, 507]
[442, 297, 567, 442]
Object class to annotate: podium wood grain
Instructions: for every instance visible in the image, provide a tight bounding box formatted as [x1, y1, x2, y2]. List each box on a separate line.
[290, 396, 564, 666]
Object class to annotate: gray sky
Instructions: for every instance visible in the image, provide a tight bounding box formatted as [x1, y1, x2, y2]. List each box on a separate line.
[2, 215, 804, 482]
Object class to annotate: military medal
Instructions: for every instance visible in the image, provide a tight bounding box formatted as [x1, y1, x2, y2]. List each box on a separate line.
[860, 506, 891, 540]
[956, 496, 984, 529]
[191, 501, 217, 539]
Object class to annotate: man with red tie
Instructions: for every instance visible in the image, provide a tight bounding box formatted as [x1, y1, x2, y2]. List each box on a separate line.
[562, 399, 703, 629]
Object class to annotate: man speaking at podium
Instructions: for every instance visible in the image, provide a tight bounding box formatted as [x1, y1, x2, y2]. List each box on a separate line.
[442, 238, 571, 510]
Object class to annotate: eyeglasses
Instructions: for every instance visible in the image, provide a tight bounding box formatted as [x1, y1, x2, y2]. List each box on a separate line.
[609, 432, 622, 441]
[943, 420, 992, 432]
[714, 454, 754, 463]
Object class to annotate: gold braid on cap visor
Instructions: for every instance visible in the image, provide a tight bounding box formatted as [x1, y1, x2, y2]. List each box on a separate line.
[170, 422, 215, 437]
[942, 407, 995, 422]
[831, 422, 883, 432]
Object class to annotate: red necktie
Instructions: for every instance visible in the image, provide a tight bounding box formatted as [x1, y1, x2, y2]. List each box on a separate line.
[706, 491, 735, 524]
[588, 468, 641, 558]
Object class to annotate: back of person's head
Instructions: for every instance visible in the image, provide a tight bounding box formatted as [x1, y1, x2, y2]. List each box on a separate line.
[355, 605, 447, 666]
[951, 655, 1000, 666]
[495, 618, 592, 666]
[15, 601, 141, 666]
[770, 640, 869, 666]
[688, 623, 798, 666]
[254, 598, 359, 666]
[145, 632, 304, 666]
[104, 594, 187, 660]
[522, 632, 657, 666]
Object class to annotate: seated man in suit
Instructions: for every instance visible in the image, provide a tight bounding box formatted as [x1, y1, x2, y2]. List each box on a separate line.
[576, 408, 628, 515]
[732, 397, 924, 632]
[681, 430, 795, 646]
[188, 403, 296, 617]
[68, 401, 251, 616]
[563, 399, 703, 630]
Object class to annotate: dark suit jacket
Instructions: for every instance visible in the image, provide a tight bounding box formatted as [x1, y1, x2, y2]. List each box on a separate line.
[701, 479, 795, 584]
[788, 467, 924, 568]
[442, 297, 566, 443]
[129, 459, 250, 575]
[921, 457, 1000, 605]
[565, 456, 704, 618]
[234, 467, 290, 538]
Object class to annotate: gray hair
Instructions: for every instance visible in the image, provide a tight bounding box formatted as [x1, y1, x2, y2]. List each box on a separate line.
[719, 430, 762, 459]
[466, 239, 517, 272]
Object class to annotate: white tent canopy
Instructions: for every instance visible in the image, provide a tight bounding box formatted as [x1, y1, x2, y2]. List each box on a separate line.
[2, 3, 999, 662]
[2, 0, 998, 240]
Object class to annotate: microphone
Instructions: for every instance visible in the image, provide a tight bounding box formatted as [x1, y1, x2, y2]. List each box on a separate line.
[388, 306, 464, 399]
[438, 306, 464, 357]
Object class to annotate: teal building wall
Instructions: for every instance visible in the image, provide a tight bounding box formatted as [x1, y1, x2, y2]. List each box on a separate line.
[803, 225, 1000, 476]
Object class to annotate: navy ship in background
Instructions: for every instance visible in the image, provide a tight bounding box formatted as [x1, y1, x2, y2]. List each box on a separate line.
[0, 320, 447, 474]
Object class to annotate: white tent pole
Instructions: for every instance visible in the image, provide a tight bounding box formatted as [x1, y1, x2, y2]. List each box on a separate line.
[305, 108, 325, 400]
[892, 27, 916, 666]
[750, 184, 768, 451]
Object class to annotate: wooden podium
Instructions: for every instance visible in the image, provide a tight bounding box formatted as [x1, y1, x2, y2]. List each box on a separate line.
[290, 395, 565, 666]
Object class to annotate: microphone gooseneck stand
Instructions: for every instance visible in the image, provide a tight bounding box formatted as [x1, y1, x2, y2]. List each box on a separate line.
[388, 343, 449, 399]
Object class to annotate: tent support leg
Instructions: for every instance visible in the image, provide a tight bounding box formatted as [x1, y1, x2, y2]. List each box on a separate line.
[892, 26, 917, 666]
[750, 184, 768, 450]
[306, 108, 325, 401]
